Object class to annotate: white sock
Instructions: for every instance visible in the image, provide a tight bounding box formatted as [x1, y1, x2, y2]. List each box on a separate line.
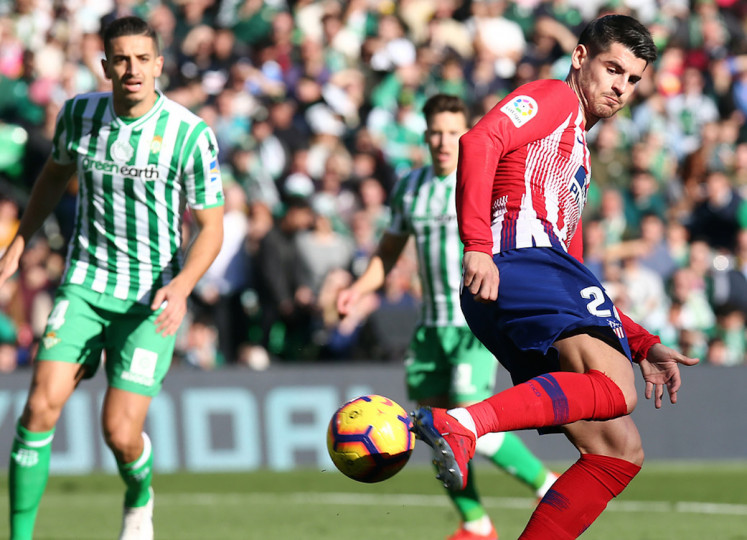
[474, 432, 506, 457]
[446, 407, 478, 438]
[463, 514, 493, 535]
[536, 470, 559, 498]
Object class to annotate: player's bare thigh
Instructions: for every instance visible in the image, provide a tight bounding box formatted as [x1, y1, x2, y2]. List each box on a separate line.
[553, 332, 637, 413]
[21, 360, 86, 431]
[562, 414, 644, 465]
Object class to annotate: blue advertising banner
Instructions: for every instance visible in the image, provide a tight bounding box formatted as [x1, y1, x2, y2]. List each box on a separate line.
[0, 363, 744, 474]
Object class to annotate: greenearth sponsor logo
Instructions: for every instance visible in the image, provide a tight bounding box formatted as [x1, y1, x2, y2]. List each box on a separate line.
[411, 214, 456, 223]
[81, 157, 160, 179]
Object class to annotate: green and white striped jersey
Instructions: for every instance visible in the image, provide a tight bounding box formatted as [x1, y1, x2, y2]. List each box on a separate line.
[388, 166, 465, 327]
[52, 90, 224, 303]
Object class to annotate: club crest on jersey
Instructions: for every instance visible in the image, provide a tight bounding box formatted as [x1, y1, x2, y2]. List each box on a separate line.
[150, 136, 163, 154]
[111, 140, 134, 163]
[41, 331, 60, 350]
[608, 319, 625, 339]
[501, 95, 538, 128]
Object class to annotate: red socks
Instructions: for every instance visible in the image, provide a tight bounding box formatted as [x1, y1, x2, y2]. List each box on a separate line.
[461, 370, 635, 537]
[520, 454, 641, 539]
[467, 370, 628, 436]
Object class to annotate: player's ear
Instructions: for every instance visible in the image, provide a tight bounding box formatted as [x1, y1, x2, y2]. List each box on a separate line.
[153, 55, 164, 77]
[571, 44, 588, 70]
[101, 58, 111, 80]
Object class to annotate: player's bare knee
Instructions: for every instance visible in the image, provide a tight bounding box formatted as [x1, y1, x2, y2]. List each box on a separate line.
[614, 439, 644, 467]
[629, 446, 645, 467]
[102, 423, 143, 460]
[614, 371, 639, 414]
[22, 394, 63, 431]
[613, 421, 644, 466]
[620, 384, 638, 415]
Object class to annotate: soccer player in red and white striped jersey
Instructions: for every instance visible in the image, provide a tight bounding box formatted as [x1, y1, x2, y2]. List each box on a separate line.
[411, 15, 699, 539]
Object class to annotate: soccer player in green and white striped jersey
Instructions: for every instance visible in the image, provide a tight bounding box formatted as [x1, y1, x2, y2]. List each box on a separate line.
[337, 94, 557, 540]
[0, 17, 224, 540]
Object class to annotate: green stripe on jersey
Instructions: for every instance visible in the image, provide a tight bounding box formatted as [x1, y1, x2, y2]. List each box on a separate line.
[385, 167, 465, 327]
[53, 91, 224, 304]
[439, 181, 456, 322]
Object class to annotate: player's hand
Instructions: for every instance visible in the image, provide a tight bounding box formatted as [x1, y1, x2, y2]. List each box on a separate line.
[336, 287, 361, 317]
[151, 280, 190, 336]
[638, 342, 699, 409]
[0, 237, 25, 289]
[462, 251, 499, 303]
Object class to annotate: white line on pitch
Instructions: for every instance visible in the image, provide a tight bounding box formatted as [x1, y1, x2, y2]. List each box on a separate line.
[13, 492, 746, 516]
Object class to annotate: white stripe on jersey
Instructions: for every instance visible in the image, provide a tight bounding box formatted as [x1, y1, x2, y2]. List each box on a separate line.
[388, 167, 466, 327]
[520, 113, 572, 248]
[112, 127, 133, 300]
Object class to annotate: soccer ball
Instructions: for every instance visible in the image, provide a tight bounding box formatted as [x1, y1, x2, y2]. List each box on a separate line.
[327, 394, 415, 483]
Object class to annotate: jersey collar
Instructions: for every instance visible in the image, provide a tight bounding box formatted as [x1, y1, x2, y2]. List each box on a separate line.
[109, 90, 165, 130]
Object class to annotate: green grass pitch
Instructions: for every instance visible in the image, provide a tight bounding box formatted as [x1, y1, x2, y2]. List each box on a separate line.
[1, 461, 745, 539]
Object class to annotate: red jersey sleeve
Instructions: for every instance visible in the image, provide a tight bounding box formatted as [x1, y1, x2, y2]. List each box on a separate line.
[456, 79, 581, 254]
[619, 309, 661, 362]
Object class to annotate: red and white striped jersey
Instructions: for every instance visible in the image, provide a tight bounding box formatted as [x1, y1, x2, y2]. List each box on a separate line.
[456, 79, 590, 256]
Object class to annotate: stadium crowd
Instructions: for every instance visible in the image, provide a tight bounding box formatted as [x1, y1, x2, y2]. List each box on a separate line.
[0, 0, 746, 371]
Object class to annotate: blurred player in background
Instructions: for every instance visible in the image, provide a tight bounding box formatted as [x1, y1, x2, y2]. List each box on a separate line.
[410, 15, 699, 539]
[338, 94, 557, 540]
[0, 16, 224, 540]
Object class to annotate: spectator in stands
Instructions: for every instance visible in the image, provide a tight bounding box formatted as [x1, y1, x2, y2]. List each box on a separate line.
[192, 182, 251, 364]
[666, 66, 720, 159]
[297, 201, 355, 299]
[709, 306, 746, 366]
[687, 168, 744, 252]
[622, 169, 669, 238]
[255, 196, 315, 359]
[637, 212, 680, 281]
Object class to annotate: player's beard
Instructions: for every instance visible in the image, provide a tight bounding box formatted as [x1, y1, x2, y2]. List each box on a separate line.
[590, 104, 617, 120]
[594, 94, 623, 119]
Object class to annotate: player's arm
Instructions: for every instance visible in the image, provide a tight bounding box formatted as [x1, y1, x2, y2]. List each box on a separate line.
[458, 81, 576, 302]
[0, 157, 76, 288]
[456, 107, 509, 303]
[152, 124, 224, 335]
[151, 205, 224, 335]
[337, 231, 409, 316]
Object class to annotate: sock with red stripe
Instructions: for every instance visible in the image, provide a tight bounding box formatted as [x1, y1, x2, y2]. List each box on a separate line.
[519, 454, 641, 539]
[467, 370, 627, 436]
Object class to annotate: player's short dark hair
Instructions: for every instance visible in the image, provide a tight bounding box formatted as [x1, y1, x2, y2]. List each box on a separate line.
[578, 14, 657, 66]
[102, 16, 160, 57]
[422, 94, 470, 127]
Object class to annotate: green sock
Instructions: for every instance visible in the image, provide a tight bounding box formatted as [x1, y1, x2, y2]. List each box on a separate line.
[117, 433, 153, 507]
[9, 421, 55, 540]
[478, 432, 548, 492]
[446, 463, 487, 522]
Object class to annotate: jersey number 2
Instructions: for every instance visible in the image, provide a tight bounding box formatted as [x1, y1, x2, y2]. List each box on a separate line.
[580, 286, 611, 318]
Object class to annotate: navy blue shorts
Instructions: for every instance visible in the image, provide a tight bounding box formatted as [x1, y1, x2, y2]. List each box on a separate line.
[461, 247, 632, 386]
